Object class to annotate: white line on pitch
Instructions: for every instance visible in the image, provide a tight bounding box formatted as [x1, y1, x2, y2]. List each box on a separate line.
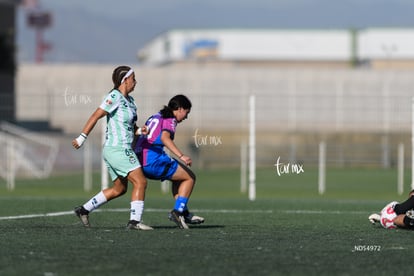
[0, 208, 367, 221]
[0, 211, 74, 220]
[283, 210, 367, 215]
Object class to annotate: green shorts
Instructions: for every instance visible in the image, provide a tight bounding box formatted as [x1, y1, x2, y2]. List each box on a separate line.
[103, 146, 141, 181]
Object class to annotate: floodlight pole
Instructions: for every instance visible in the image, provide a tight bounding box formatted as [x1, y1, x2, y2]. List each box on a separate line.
[27, 9, 52, 63]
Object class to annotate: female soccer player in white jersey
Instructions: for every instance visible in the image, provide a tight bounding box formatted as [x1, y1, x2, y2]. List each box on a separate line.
[134, 95, 204, 229]
[72, 65, 152, 230]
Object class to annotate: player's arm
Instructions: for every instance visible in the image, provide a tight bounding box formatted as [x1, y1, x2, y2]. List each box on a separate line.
[72, 108, 107, 149]
[160, 130, 192, 166]
[393, 215, 405, 227]
[394, 214, 414, 229]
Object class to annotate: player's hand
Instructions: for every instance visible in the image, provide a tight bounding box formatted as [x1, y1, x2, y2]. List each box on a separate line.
[72, 133, 87, 149]
[135, 125, 149, 135]
[141, 125, 149, 135]
[180, 155, 192, 167]
[72, 139, 81, 149]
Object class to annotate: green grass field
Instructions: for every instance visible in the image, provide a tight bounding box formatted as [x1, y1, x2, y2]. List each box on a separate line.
[1, 167, 413, 275]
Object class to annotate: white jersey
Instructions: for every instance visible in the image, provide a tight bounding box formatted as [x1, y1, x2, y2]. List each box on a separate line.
[99, 89, 137, 148]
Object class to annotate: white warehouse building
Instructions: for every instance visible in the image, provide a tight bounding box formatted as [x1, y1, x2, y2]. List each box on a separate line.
[137, 28, 414, 69]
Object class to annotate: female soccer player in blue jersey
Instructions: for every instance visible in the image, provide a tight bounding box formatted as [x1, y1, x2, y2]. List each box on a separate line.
[72, 65, 152, 230]
[134, 94, 204, 229]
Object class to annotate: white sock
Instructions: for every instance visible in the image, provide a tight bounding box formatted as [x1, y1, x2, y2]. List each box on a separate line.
[83, 191, 107, 212]
[130, 200, 144, 222]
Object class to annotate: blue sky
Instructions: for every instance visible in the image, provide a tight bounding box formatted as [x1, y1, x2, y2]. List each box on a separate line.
[17, 0, 414, 63]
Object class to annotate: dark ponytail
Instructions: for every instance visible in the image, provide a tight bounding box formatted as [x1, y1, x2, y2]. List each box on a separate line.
[160, 94, 192, 118]
[112, 65, 131, 89]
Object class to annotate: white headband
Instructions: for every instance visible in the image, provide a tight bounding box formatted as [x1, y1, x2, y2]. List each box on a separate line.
[120, 69, 134, 84]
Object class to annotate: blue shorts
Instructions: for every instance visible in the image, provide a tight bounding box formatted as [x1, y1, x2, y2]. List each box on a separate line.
[142, 153, 178, 181]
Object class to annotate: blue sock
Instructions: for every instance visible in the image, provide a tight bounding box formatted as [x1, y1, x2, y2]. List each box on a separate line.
[174, 196, 188, 213]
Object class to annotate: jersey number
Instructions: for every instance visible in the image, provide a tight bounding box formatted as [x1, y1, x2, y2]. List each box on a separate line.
[146, 118, 160, 139]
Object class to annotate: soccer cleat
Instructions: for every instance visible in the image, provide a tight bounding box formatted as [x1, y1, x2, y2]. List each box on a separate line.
[74, 206, 90, 227]
[126, 220, 154, 231]
[168, 210, 189, 229]
[183, 210, 205, 224]
[368, 213, 380, 224]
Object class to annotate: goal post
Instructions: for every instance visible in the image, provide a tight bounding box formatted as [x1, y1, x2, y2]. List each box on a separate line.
[101, 120, 109, 190]
[398, 143, 404, 195]
[240, 140, 247, 193]
[83, 141, 92, 192]
[318, 141, 326, 195]
[0, 122, 59, 190]
[412, 97, 414, 190]
[248, 94, 256, 201]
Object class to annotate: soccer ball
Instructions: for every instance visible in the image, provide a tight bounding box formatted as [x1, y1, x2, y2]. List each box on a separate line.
[380, 201, 398, 229]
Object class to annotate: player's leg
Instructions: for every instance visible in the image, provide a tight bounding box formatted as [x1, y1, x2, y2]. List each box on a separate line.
[170, 163, 204, 225]
[167, 165, 192, 229]
[107, 147, 152, 230]
[126, 168, 153, 230]
[103, 177, 128, 199]
[128, 168, 147, 201]
[171, 164, 195, 199]
[74, 177, 128, 227]
[74, 155, 127, 227]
